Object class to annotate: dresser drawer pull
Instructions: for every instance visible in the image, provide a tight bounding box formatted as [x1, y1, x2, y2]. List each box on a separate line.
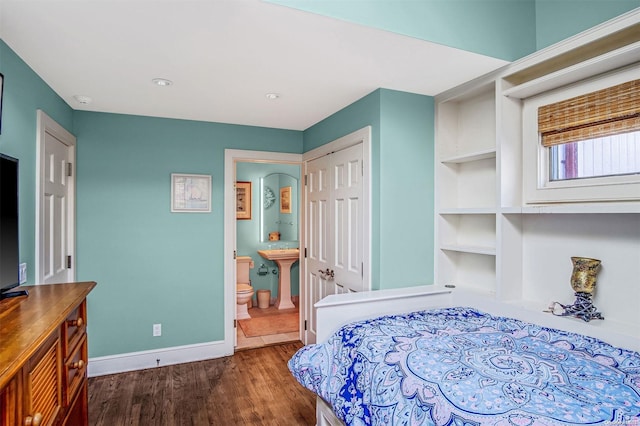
[70, 359, 85, 370]
[24, 412, 43, 426]
[67, 317, 84, 327]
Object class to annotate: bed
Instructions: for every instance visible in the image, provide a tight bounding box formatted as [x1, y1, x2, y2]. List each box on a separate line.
[288, 286, 640, 426]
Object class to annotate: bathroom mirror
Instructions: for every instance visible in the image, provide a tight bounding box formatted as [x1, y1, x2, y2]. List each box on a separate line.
[260, 173, 298, 242]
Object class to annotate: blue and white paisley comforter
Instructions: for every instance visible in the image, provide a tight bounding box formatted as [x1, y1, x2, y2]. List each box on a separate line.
[288, 307, 640, 425]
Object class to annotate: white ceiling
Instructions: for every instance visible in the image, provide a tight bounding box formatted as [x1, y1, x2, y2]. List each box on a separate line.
[0, 0, 509, 131]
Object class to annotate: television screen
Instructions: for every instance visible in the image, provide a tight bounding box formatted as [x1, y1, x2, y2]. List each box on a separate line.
[0, 153, 19, 295]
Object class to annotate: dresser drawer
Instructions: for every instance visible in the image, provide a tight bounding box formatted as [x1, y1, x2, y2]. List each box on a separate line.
[63, 302, 86, 358]
[23, 332, 63, 426]
[1, 376, 20, 426]
[63, 334, 87, 408]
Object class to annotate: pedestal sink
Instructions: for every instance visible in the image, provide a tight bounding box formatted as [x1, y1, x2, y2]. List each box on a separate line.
[257, 248, 299, 310]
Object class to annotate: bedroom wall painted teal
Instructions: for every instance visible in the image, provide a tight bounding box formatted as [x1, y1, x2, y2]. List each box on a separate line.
[0, 40, 74, 286]
[378, 90, 434, 288]
[266, 0, 536, 61]
[73, 111, 302, 357]
[267, 0, 638, 61]
[303, 90, 383, 288]
[303, 89, 434, 290]
[235, 162, 301, 299]
[535, 1, 639, 50]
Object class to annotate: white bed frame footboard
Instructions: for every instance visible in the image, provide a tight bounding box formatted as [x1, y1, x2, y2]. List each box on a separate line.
[315, 285, 453, 342]
[312, 284, 640, 426]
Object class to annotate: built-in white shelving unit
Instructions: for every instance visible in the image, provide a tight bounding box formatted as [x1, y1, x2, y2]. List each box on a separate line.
[435, 79, 499, 296]
[434, 10, 640, 340]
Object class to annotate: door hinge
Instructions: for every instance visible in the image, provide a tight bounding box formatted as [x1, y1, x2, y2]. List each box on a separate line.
[233, 250, 237, 260]
[304, 247, 307, 258]
[304, 174, 307, 186]
[304, 320, 307, 331]
[234, 319, 237, 328]
[67, 163, 73, 177]
[67, 255, 72, 269]
[361, 262, 364, 278]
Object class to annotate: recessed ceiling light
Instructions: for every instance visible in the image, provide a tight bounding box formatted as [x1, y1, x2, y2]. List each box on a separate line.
[265, 93, 280, 100]
[152, 78, 173, 87]
[73, 95, 92, 105]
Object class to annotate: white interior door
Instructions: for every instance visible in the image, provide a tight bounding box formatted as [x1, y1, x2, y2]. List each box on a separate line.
[306, 153, 331, 344]
[37, 111, 76, 285]
[305, 142, 365, 344]
[332, 143, 365, 293]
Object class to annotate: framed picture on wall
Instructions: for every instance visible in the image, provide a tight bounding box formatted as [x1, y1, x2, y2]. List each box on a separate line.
[236, 181, 251, 220]
[280, 186, 291, 214]
[171, 173, 211, 213]
[0, 73, 4, 134]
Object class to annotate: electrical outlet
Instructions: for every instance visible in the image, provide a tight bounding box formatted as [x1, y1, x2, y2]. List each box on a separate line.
[19, 263, 27, 284]
[153, 323, 162, 337]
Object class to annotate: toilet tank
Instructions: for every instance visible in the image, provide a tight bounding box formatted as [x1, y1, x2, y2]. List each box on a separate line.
[236, 256, 254, 284]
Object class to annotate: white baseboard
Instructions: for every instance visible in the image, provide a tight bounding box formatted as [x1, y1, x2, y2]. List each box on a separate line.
[88, 340, 232, 377]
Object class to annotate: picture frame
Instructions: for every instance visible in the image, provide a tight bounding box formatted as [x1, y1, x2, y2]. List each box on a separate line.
[0, 73, 4, 135]
[236, 181, 251, 220]
[171, 173, 211, 213]
[280, 186, 291, 213]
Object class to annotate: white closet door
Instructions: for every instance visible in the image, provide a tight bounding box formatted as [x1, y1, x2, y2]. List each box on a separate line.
[305, 142, 364, 344]
[332, 143, 364, 293]
[306, 153, 331, 344]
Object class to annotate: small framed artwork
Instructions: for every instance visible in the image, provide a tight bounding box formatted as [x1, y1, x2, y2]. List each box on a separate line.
[236, 181, 251, 220]
[171, 173, 211, 213]
[0, 73, 4, 134]
[280, 186, 291, 213]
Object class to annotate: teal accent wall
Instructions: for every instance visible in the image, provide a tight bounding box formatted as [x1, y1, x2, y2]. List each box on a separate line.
[379, 90, 434, 288]
[268, 0, 639, 61]
[267, 0, 536, 61]
[535, 0, 639, 50]
[304, 90, 383, 288]
[303, 89, 434, 290]
[235, 162, 301, 301]
[73, 111, 302, 357]
[0, 40, 74, 285]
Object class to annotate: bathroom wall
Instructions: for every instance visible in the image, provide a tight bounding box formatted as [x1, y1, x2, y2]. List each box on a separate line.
[236, 162, 301, 302]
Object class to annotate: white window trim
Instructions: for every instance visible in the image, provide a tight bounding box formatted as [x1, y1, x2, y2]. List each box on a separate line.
[523, 66, 640, 204]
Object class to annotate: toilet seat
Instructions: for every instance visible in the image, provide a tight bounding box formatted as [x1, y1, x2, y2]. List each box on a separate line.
[237, 283, 253, 293]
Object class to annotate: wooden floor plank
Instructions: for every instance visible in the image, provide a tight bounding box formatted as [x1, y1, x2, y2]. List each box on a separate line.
[88, 342, 316, 425]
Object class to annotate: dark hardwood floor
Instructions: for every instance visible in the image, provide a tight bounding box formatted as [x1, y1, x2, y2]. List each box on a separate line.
[88, 342, 316, 425]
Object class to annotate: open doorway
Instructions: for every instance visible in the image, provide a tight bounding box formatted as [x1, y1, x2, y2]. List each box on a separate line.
[223, 150, 302, 352]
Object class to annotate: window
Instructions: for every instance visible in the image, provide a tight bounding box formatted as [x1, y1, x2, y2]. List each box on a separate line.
[550, 132, 640, 181]
[540, 78, 640, 182]
[523, 68, 640, 203]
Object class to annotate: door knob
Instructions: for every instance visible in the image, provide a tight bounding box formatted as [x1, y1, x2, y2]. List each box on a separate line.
[318, 268, 335, 280]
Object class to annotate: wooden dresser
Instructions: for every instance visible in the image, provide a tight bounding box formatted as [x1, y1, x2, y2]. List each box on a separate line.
[0, 282, 96, 426]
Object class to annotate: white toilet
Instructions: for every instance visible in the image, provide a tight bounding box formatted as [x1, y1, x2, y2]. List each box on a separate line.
[236, 256, 255, 320]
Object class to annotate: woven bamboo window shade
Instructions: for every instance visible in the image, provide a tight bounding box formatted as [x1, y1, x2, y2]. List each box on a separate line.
[538, 79, 640, 147]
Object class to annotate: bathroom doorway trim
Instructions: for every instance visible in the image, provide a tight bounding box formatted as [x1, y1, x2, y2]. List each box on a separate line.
[224, 149, 303, 352]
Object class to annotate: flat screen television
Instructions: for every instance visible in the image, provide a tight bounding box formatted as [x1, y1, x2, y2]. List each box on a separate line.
[0, 153, 27, 299]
